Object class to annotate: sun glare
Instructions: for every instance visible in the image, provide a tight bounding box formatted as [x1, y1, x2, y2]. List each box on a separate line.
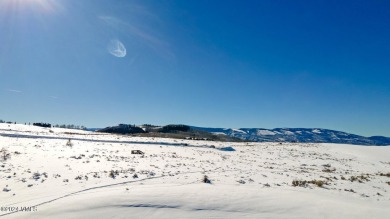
[0, 0, 63, 14]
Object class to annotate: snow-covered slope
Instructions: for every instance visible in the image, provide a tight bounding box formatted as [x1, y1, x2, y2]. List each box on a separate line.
[192, 127, 390, 146]
[1, 124, 390, 218]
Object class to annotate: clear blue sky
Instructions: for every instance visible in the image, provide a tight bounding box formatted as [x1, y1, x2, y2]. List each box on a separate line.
[1, 0, 389, 136]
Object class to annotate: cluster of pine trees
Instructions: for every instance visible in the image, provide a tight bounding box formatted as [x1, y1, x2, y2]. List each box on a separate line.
[0, 119, 86, 130]
[0, 120, 15, 124]
[33, 123, 52, 128]
[53, 124, 87, 130]
[160, 124, 190, 133]
[99, 124, 144, 134]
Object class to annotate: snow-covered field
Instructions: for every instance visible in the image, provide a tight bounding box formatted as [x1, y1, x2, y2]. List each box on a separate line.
[1, 124, 390, 218]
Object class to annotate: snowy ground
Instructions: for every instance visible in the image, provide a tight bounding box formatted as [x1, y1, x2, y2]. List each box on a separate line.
[1, 124, 389, 218]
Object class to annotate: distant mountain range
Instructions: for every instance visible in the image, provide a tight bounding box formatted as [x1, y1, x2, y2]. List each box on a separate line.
[191, 127, 390, 146]
[89, 125, 390, 146]
[94, 124, 244, 142]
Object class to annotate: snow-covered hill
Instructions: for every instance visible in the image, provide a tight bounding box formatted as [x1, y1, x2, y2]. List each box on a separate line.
[1, 124, 390, 218]
[192, 127, 390, 146]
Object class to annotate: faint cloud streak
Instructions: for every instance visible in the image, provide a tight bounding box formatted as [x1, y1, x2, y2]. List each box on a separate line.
[7, 89, 22, 93]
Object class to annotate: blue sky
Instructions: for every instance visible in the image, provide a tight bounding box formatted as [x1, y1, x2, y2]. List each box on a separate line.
[1, 0, 389, 136]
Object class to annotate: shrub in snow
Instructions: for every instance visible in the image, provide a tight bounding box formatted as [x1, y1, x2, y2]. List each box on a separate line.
[379, 172, 390, 177]
[131, 150, 144, 155]
[322, 164, 331, 168]
[32, 172, 41, 180]
[0, 148, 11, 161]
[3, 186, 11, 192]
[292, 179, 325, 187]
[292, 180, 306, 187]
[109, 170, 119, 179]
[322, 167, 336, 173]
[66, 139, 73, 147]
[313, 180, 324, 187]
[350, 174, 370, 183]
[203, 175, 211, 183]
[237, 179, 246, 184]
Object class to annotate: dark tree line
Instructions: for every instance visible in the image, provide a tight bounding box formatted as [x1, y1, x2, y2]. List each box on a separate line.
[142, 124, 159, 127]
[0, 120, 16, 124]
[119, 124, 137, 128]
[53, 124, 86, 130]
[33, 123, 52, 128]
[0, 120, 86, 130]
[160, 124, 190, 133]
[99, 124, 145, 134]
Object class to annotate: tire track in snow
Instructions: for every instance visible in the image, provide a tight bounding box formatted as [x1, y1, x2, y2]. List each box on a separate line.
[0, 168, 238, 217]
[0, 132, 213, 149]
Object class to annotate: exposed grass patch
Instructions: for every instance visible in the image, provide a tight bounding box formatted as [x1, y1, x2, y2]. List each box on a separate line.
[322, 168, 336, 173]
[350, 174, 370, 183]
[292, 179, 325, 187]
[379, 173, 390, 177]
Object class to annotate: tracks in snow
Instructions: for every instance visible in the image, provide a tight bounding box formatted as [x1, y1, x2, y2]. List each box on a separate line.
[0, 168, 238, 217]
